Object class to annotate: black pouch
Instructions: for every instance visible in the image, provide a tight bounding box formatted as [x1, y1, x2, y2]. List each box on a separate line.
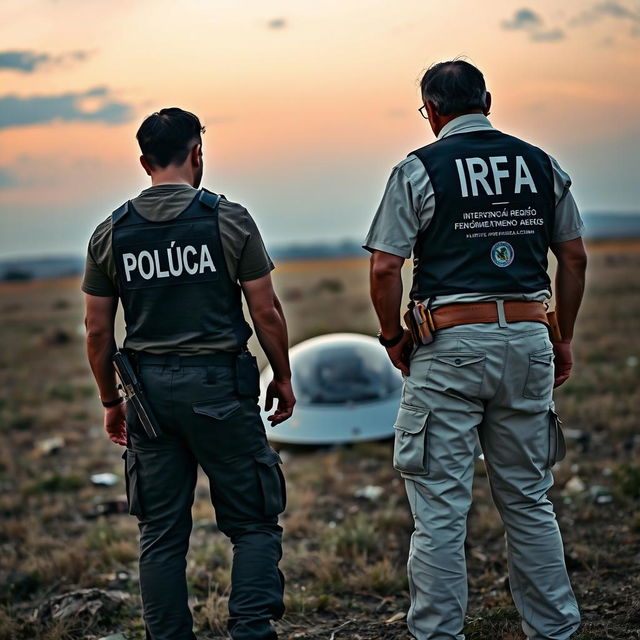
[235, 351, 260, 398]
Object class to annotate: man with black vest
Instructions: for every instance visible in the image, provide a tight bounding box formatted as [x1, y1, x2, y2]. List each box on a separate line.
[82, 107, 294, 640]
[366, 61, 586, 640]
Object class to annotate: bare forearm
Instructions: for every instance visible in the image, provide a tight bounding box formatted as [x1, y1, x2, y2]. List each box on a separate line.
[253, 307, 291, 382]
[370, 269, 404, 337]
[87, 333, 119, 401]
[554, 259, 586, 342]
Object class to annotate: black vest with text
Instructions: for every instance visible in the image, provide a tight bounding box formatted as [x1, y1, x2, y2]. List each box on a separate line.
[111, 189, 252, 351]
[409, 129, 555, 300]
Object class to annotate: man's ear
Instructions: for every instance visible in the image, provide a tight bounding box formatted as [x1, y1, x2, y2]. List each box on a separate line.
[139, 155, 153, 176]
[425, 100, 438, 121]
[191, 143, 202, 167]
[484, 91, 492, 116]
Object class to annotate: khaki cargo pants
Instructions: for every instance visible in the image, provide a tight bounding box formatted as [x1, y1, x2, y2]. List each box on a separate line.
[394, 321, 580, 640]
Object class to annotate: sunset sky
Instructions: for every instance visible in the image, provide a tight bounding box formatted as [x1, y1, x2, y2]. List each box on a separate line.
[1, 0, 639, 258]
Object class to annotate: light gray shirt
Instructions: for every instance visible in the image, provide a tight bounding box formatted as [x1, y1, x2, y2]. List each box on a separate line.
[363, 114, 584, 308]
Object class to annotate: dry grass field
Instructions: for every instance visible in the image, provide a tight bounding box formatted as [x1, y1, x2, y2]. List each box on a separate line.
[0, 242, 639, 640]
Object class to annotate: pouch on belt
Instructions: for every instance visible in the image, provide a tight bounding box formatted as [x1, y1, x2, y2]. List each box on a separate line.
[236, 351, 261, 398]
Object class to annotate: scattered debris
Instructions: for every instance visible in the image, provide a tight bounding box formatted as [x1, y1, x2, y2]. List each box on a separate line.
[470, 548, 488, 563]
[589, 485, 613, 505]
[563, 476, 586, 495]
[33, 588, 130, 623]
[354, 485, 384, 501]
[35, 436, 65, 456]
[99, 633, 129, 640]
[100, 571, 135, 590]
[85, 498, 128, 519]
[385, 611, 406, 624]
[91, 473, 120, 487]
[328, 618, 354, 639]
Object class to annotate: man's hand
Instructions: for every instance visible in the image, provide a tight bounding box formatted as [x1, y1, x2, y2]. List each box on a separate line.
[553, 340, 573, 388]
[264, 378, 296, 426]
[385, 330, 414, 376]
[104, 402, 127, 446]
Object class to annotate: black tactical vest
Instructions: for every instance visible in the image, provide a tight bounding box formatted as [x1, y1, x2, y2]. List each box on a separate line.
[111, 189, 252, 352]
[409, 129, 555, 300]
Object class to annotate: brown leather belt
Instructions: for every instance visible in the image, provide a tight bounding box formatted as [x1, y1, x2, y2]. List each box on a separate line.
[429, 301, 549, 331]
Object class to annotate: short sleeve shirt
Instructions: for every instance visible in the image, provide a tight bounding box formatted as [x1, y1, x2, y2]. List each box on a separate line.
[363, 114, 584, 307]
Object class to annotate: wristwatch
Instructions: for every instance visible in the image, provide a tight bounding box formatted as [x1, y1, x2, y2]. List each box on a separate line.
[101, 396, 124, 408]
[377, 328, 405, 348]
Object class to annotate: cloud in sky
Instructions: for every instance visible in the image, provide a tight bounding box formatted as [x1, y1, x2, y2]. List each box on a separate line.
[267, 18, 286, 29]
[571, 1, 640, 25]
[0, 86, 134, 129]
[0, 49, 91, 73]
[502, 8, 566, 42]
[502, 8, 542, 30]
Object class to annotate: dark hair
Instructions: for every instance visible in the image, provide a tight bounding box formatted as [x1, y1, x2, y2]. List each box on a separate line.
[136, 107, 205, 169]
[420, 60, 487, 116]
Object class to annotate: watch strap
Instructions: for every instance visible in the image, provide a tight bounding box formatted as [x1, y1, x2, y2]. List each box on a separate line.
[101, 396, 124, 408]
[377, 329, 405, 348]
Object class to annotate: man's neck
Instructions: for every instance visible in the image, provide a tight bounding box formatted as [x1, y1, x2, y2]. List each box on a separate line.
[433, 109, 486, 137]
[150, 178, 193, 187]
[149, 170, 193, 187]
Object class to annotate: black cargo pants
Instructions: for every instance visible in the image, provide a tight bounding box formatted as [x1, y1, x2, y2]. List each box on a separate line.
[122, 352, 286, 640]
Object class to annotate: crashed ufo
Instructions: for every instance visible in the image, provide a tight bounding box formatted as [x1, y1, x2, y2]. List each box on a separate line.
[260, 333, 403, 445]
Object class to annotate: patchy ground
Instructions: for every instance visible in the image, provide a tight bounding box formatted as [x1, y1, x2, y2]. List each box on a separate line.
[0, 243, 638, 640]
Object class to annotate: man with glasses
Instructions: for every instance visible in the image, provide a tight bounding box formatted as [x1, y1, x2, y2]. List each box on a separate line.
[83, 107, 294, 640]
[365, 60, 585, 639]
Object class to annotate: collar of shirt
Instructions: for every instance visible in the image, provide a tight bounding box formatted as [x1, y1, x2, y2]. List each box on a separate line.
[437, 113, 494, 140]
[138, 183, 196, 196]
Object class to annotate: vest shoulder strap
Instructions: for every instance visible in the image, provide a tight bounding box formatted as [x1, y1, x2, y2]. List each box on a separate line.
[199, 189, 221, 211]
[111, 201, 130, 226]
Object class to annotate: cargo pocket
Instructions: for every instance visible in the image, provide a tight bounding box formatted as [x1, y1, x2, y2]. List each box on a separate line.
[254, 447, 286, 517]
[393, 404, 429, 475]
[548, 408, 567, 467]
[428, 353, 485, 396]
[192, 398, 242, 421]
[122, 449, 143, 518]
[523, 350, 554, 399]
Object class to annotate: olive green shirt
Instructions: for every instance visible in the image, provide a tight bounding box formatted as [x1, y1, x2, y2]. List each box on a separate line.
[81, 183, 274, 354]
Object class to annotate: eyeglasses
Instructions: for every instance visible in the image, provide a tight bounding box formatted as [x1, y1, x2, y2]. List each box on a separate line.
[418, 105, 429, 120]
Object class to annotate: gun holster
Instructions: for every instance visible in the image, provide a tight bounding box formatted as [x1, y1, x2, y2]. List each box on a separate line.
[403, 300, 436, 345]
[235, 350, 261, 398]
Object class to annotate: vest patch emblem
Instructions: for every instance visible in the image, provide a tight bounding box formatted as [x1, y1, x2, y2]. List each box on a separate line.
[491, 241, 515, 268]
